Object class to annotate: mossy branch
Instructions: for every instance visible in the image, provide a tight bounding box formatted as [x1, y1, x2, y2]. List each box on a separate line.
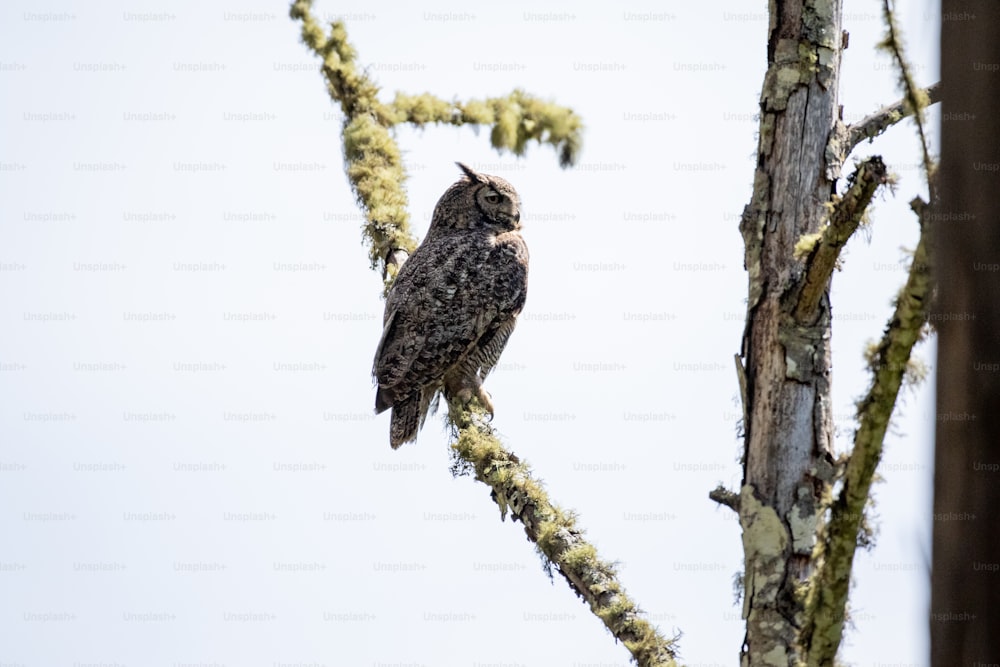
[290, 0, 583, 284]
[803, 9, 936, 661]
[878, 0, 935, 183]
[390, 92, 583, 168]
[845, 82, 940, 153]
[449, 405, 679, 667]
[290, 0, 414, 282]
[795, 156, 889, 322]
[290, 5, 675, 665]
[802, 197, 932, 666]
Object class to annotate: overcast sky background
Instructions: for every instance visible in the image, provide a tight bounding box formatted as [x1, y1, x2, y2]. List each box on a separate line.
[1, 1, 939, 665]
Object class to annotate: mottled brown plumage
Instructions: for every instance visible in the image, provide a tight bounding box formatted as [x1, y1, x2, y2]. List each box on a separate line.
[373, 163, 528, 448]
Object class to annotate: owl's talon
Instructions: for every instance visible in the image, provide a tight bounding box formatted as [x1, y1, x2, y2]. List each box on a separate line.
[476, 388, 495, 417]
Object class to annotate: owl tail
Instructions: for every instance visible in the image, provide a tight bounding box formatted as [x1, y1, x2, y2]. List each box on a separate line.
[389, 396, 421, 449]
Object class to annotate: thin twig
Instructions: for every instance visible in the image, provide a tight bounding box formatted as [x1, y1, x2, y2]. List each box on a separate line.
[846, 81, 940, 153]
[880, 0, 935, 182]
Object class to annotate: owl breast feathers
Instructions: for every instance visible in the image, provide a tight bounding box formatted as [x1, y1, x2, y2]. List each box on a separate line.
[373, 163, 529, 448]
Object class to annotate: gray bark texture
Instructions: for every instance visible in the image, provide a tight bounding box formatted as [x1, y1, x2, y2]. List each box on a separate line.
[739, 1, 841, 664]
[738, 2, 938, 661]
[932, 2, 1000, 664]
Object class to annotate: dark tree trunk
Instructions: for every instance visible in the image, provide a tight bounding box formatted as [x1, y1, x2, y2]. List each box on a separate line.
[932, 3, 1000, 664]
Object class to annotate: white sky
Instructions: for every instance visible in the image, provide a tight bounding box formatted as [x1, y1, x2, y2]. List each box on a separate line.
[0, 0, 939, 665]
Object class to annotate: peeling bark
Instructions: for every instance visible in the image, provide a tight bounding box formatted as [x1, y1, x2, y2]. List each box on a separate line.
[739, 0, 843, 663]
[739, 2, 942, 664]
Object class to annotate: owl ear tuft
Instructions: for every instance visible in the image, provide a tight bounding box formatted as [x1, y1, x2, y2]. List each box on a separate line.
[456, 162, 488, 184]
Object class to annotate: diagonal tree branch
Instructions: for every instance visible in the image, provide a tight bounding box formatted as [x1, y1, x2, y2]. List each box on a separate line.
[845, 81, 940, 154]
[451, 409, 679, 667]
[804, 7, 938, 662]
[879, 0, 935, 182]
[795, 156, 889, 323]
[803, 196, 933, 666]
[290, 5, 673, 665]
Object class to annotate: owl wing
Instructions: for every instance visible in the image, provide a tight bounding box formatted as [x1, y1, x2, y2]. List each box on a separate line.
[373, 302, 480, 412]
[373, 232, 527, 411]
[373, 239, 485, 411]
[469, 235, 529, 377]
[470, 316, 517, 379]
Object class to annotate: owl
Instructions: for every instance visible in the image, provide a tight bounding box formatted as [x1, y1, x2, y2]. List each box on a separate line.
[373, 163, 529, 448]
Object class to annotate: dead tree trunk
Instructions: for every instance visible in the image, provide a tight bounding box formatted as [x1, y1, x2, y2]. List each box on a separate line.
[737, 1, 843, 663]
[732, 1, 941, 663]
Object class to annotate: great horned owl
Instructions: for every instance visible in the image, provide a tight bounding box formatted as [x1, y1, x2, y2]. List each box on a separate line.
[373, 163, 528, 448]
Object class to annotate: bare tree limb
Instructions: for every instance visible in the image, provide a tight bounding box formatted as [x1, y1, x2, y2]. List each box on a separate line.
[803, 196, 933, 666]
[795, 156, 889, 323]
[709, 485, 740, 513]
[845, 81, 940, 153]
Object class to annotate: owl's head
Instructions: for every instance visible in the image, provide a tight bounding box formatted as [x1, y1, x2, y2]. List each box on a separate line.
[429, 163, 522, 234]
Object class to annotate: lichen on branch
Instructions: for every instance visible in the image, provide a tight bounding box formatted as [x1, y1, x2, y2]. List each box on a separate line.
[795, 156, 889, 322]
[844, 82, 940, 152]
[390, 91, 583, 168]
[878, 0, 935, 181]
[449, 406, 679, 667]
[290, 0, 583, 284]
[803, 197, 933, 666]
[290, 5, 674, 666]
[290, 0, 413, 281]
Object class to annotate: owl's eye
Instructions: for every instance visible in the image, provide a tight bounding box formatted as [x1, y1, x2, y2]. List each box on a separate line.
[483, 191, 501, 204]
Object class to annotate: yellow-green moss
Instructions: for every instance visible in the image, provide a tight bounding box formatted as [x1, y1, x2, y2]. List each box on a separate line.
[291, 0, 584, 281]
